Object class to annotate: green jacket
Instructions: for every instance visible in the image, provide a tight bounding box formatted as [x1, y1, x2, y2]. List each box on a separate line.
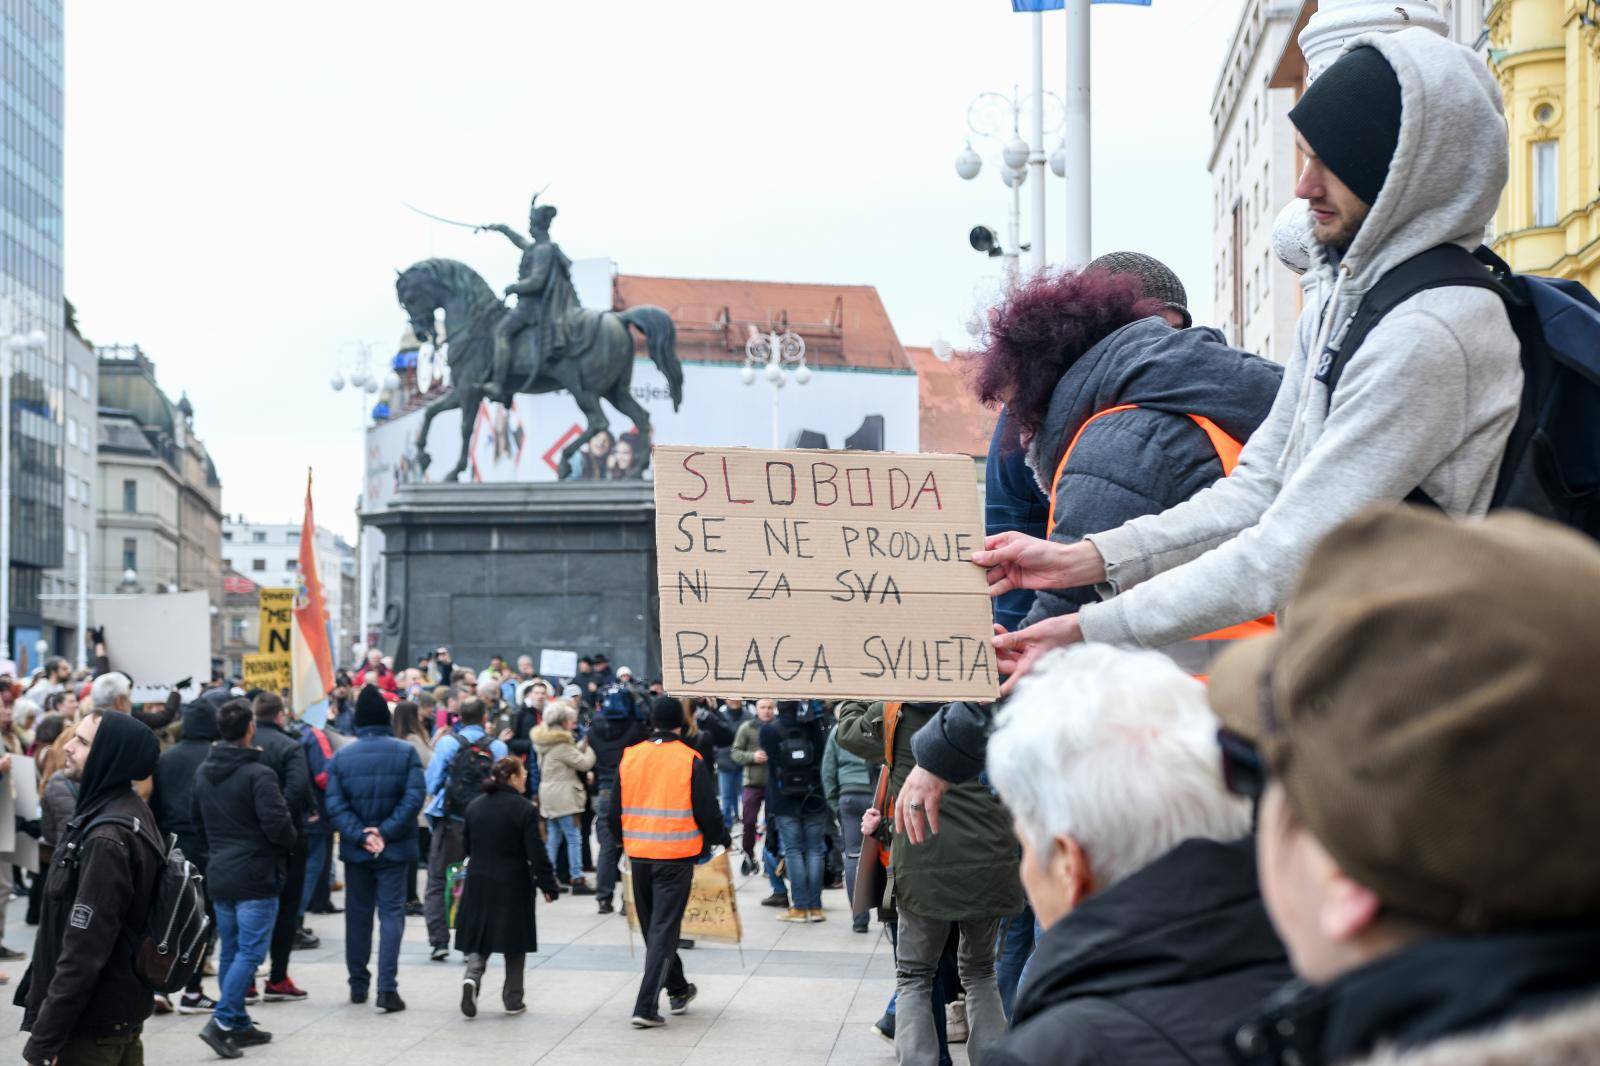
[730, 717, 767, 789]
[836, 700, 1022, 923]
[821, 727, 873, 813]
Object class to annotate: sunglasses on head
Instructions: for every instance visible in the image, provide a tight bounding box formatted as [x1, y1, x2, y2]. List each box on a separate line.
[1218, 727, 1267, 800]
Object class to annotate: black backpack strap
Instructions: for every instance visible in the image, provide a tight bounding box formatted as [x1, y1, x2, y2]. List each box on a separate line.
[1320, 244, 1507, 404]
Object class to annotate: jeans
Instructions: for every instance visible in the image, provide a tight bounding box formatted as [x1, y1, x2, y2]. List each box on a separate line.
[345, 860, 407, 994]
[885, 917, 952, 1066]
[836, 792, 870, 921]
[464, 951, 525, 1009]
[269, 835, 309, 983]
[996, 905, 1037, 1020]
[214, 896, 278, 1031]
[717, 768, 743, 826]
[545, 814, 583, 878]
[424, 817, 466, 948]
[299, 834, 330, 916]
[595, 787, 624, 903]
[763, 843, 786, 897]
[772, 810, 828, 910]
[629, 860, 694, 1017]
[740, 785, 765, 857]
[895, 908, 1005, 1066]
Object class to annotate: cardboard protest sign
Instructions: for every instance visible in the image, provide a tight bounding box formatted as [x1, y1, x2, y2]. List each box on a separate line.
[242, 653, 292, 693]
[653, 445, 997, 701]
[622, 849, 742, 944]
[258, 588, 294, 655]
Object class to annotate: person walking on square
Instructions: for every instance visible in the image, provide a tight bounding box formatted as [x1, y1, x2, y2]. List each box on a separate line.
[423, 697, 506, 959]
[191, 700, 298, 1059]
[608, 697, 729, 1029]
[325, 687, 425, 1013]
[456, 758, 560, 1019]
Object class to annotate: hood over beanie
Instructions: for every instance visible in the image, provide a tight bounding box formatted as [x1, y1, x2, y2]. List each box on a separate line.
[354, 684, 392, 729]
[72, 711, 160, 819]
[180, 698, 220, 743]
[1289, 45, 1403, 208]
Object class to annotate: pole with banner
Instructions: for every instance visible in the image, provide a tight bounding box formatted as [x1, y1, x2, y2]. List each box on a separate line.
[291, 470, 337, 728]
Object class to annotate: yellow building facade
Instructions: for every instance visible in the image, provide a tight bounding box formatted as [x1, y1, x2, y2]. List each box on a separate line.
[1488, 0, 1600, 285]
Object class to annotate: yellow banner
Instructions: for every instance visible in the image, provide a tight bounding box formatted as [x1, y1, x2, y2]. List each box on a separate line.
[258, 588, 294, 656]
[242, 652, 291, 693]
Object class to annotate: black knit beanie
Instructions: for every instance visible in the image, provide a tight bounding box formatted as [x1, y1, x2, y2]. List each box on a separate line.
[354, 684, 391, 729]
[649, 695, 685, 732]
[1289, 46, 1403, 208]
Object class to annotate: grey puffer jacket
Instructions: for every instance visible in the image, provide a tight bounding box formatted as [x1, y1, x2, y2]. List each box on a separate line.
[913, 316, 1281, 785]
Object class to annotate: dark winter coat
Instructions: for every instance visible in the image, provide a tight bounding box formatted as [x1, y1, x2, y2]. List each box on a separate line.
[1224, 926, 1600, 1066]
[190, 743, 297, 901]
[300, 725, 336, 837]
[324, 725, 425, 865]
[836, 700, 1022, 923]
[587, 713, 645, 789]
[454, 784, 560, 955]
[988, 838, 1290, 1066]
[253, 718, 314, 824]
[700, 705, 743, 772]
[19, 714, 162, 1065]
[985, 409, 1049, 634]
[39, 774, 76, 851]
[151, 705, 218, 865]
[915, 319, 1283, 786]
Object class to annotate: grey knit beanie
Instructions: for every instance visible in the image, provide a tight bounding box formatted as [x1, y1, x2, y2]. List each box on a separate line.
[1085, 251, 1191, 328]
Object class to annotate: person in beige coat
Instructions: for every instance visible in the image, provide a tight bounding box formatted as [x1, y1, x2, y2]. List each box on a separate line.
[531, 701, 596, 894]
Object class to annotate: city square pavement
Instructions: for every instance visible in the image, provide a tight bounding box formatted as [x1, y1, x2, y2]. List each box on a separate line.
[0, 857, 969, 1066]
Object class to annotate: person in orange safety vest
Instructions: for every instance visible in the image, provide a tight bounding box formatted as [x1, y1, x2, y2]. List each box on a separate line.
[607, 696, 729, 1030]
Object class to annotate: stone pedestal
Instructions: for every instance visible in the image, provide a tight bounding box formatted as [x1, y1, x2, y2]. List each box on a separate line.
[369, 481, 660, 679]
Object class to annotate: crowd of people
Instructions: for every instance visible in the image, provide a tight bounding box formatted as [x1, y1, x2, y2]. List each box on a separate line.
[6, 26, 1600, 1066]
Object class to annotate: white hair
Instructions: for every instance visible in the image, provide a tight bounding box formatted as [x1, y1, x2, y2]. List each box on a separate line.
[90, 671, 132, 710]
[988, 644, 1249, 891]
[542, 700, 575, 728]
[475, 676, 502, 701]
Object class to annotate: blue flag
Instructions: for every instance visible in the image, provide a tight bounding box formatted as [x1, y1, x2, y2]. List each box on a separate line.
[1012, 0, 1151, 8]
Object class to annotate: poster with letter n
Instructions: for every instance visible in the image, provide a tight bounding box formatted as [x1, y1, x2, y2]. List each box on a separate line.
[653, 445, 998, 701]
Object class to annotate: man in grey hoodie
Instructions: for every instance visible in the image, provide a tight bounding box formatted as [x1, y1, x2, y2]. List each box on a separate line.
[976, 29, 1522, 685]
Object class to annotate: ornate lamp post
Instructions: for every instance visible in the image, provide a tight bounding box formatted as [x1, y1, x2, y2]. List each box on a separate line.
[740, 326, 810, 449]
[956, 87, 1065, 279]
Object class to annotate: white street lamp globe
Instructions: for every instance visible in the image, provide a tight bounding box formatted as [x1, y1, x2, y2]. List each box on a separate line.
[771, 370, 786, 389]
[794, 365, 812, 386]
[764, 362, 783, 384]
[740, 365, 757, 386]
[383, 372, 401, 392]
[1049, 144, 1068, 178]
[363, 377, 379, 394]
[1002, 138, 1029, 171]
[1002, 165, 1026, 189]
[329, 373, 345, 391]
[955, 144, 982, 181]
[122, 569, 137, 585]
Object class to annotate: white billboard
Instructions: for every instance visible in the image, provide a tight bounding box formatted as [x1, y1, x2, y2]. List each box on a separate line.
[363, 358, 919, 513]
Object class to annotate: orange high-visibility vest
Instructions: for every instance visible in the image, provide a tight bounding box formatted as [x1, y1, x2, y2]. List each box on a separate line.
[1046, 404, 1276, 662]
[618, 738, 704, 861]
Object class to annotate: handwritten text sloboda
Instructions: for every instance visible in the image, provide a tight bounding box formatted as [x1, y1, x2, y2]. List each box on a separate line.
[653, 445, 998, 701]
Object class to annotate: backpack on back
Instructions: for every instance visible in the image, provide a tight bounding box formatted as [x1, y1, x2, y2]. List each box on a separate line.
[443, 734, 496, 816]
[74, 816, 209, 995]
[773, 725, 820, 799]
[1325, 243, 1600, 539]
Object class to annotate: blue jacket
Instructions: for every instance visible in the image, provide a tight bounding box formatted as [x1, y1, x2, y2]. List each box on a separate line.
[424, 725, 508, 820]
[300, 726, 336, 837]
[986, 409, 1049, 633]
[325, 726, 425, 864]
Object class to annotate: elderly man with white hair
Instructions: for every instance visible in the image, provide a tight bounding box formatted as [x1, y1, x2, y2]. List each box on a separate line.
[983, 645, 1289, 1066]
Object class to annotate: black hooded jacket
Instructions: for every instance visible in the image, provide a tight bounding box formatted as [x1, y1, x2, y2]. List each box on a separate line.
[19, 713, 163, 1064]
[588, 712, 646, 789]
[190, 742, 297, 901]
[988, 838, 1292, 1066]
[151, 699, 221, 863]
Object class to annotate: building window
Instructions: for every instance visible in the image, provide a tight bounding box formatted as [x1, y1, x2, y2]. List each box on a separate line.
[251, 558, 267, 572]
[65, 526, 76, 555]
[223, 530, 233, 542]
[1533, 140, 1559, 227]
[287, 531, 300, 544]
[285, 560, 298, 572]
[229, 618, 246, 642]
[66, 477, 76, 502]
[252, 531, 267, 544]
[122, 538, 138, 573]
[122, 479, 137, 513]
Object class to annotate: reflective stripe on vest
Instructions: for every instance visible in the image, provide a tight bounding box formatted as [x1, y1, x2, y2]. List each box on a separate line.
[618, 739, 704, 860]
[1045, 404, 1275, 663]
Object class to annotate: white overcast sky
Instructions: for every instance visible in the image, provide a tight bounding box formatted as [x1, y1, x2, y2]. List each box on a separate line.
[64, 0, 1242, 541]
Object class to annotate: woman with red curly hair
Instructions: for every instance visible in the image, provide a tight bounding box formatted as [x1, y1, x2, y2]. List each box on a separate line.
[906, 261, 1281, 816]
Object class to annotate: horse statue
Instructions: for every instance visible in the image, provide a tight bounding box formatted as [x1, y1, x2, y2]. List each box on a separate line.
[394, 257, 682, 482]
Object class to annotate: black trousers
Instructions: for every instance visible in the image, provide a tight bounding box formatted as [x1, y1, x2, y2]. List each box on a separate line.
[268, 835, 309, 983]
[630, 860, 694, 1017]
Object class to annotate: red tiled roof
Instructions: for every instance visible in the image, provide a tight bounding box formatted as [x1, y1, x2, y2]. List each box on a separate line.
[613, 275, 910, 372]
[907, 346, 996, 459]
